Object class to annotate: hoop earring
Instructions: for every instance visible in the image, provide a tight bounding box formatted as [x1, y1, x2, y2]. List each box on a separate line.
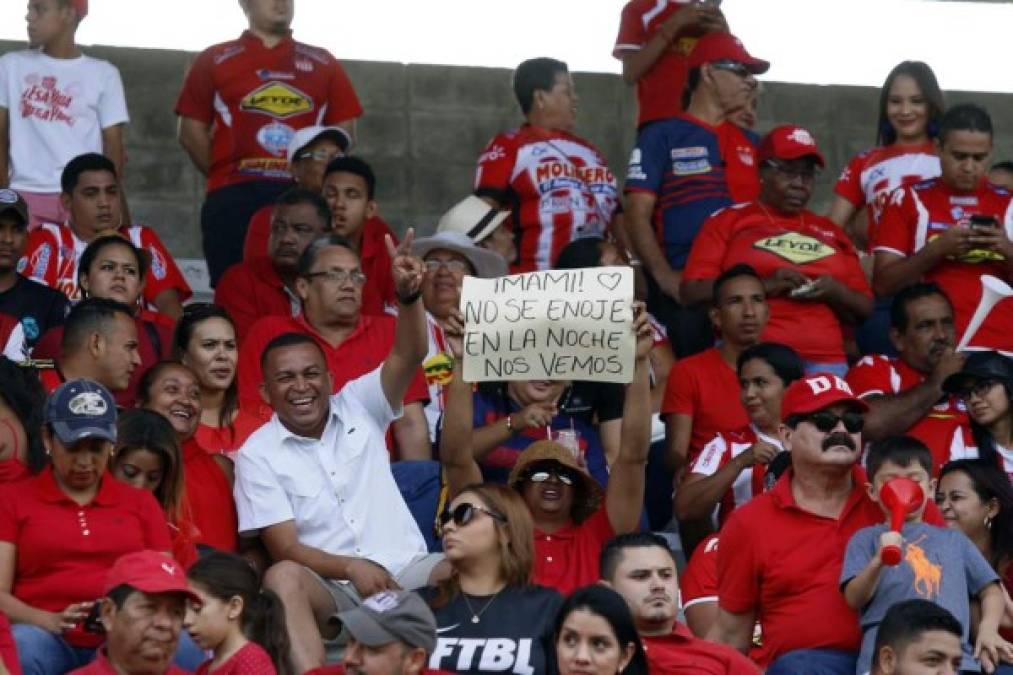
[985, 515, 993, 529]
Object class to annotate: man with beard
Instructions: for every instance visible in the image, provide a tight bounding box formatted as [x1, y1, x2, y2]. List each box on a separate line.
[599, 532, 760, 673]
[847, 283, 969, 474]
[215, 187, 332, 343]
[710, 373, 943, 673]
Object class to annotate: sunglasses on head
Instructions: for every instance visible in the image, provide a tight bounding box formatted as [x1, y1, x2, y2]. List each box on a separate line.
[524, 464, 577, 486]
[805, 410, 864, 433]
[438, 502, 505, 529]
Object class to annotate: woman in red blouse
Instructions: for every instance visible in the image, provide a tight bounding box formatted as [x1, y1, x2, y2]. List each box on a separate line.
[0, 380, 171, 672]
[138, 361, 238, 553]
[0, 357, 47, 484]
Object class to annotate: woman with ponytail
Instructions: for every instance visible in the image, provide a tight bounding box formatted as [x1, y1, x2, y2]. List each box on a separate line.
[185, 551, 290, 674]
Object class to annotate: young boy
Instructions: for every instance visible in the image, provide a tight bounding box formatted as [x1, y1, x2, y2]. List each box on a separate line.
[0, 0, 128, 229]
[841, 436, 1013, 674]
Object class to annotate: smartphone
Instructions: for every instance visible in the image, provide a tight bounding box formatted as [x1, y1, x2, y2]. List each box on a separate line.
[83, 601, 104, 634]
[970, 214, 998, 230]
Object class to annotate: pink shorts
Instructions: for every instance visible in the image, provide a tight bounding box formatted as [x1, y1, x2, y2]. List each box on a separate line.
[17, 191, 67, 230]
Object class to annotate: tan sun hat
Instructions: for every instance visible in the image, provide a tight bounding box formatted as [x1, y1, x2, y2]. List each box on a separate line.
[508, 440, 603, 522]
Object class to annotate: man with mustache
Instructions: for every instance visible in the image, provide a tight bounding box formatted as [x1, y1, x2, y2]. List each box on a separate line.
[215, 187, 332, 343]
[847, 283, 969, 474]
[710, 373, 943, 673]
[599, 532, 760, 673]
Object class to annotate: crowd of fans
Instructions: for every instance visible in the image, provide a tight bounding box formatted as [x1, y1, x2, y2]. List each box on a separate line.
[0, 0, 1011, 674]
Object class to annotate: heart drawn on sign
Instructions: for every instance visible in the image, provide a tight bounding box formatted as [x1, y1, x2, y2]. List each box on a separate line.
[597, 272, 622, 292]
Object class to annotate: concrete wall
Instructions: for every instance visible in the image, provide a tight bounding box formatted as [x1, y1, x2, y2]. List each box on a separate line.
[3, 40, 1013, 265]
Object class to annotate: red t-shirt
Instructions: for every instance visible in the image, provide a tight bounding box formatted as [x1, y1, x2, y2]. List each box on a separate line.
[194, 411, 265, 457]
[237, 313, 429, 419]
[70, 648, 188, 674]
[183, 439, 237, 552]
[717, 465, 941, 666]
[474, 124, 619, 273]
[846, 354, 969, 475]
[195, 642, 276, 675]
[533, 505, 614, 597]
[691, 425, 779, 526]
[613, 0, 698, 127]
[0, 612, 19, 675]
[174, 31, 362, 193]
[684, 202, 872, 362]
[214, 256, 297, 345]
[874, 178, 1013, 351]
[20, 223, 191, 307]
[0, 468, 171, 647]
[33, 314, 173, 408]
[642, 621, 761, 674]
[834, 142, 940, 236]
[680, 533, 719, 610]
[661, 348, 747, 463]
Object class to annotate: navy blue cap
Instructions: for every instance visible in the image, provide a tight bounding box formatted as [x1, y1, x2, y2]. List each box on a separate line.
[43, 379, 117, 445]
[942, 351, 1013, 395]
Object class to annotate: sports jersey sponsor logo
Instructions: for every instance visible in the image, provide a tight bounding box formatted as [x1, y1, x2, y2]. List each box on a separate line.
[534, 162, 614, 186]
[238, 158, 291, 179]
[424, 351, 454, 387]
[27, 244, 51, 279]
[753, 231, 835, 265]
[20, 317, 39, 342]
[627, 148, 647, 181]
[430, 637, 535, 674]
[256, 69, 295, 81]
[478, 145, 506, 164]
[949, 196, 978, 206]
[671, 146, 709, 160]
[838, 167, 851, 183]
[672, 159, 712, 176]
[540, 192, 589, 215]
[213, 44, 245, 65]
[240, 82, 313, 118]
[737, 145, 755, 166]
[295, 58, 313, 72]
[15, 257, 26, 274]
[149, 246, 167, 281]
[950, 207, 964, 221]
[256, 121, 296, 156]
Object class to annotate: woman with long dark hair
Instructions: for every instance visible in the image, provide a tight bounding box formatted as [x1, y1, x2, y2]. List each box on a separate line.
[0, 356, 46, 480]
[941, 351, 1013, 481]
[554, 585, 648, 675]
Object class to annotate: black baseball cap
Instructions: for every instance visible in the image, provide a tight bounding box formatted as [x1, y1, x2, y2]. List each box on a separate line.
[942, 351, 1013, 395]
[43, 379, 117, 445]
[0, 189, 29, 225]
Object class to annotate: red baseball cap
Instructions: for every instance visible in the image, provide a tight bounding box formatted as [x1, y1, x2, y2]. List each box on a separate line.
[759, 125, 826, 168]
[103, 551, 200, 604]
[781, 373, 869, 421]
[687, 32, 769, 74]
[69, 0, 88, 18]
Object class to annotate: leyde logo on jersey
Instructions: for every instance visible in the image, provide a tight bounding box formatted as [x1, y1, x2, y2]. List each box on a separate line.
[753, 232, 834, 265]
[241, 82, 313, 118]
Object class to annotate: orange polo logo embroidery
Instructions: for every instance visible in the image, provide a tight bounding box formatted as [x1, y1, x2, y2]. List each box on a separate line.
[905, 535, 941, 599]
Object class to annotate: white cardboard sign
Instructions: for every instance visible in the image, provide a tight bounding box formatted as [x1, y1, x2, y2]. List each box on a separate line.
[460, 266, 635, 383]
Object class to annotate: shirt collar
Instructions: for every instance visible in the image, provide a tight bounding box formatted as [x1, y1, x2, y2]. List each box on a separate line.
[239, 29, 294, 50]
[295, 313, 369, 348]
[770, 464, 867, 517]
[34, 466, 118, 506]
[273, 399, 340, 446]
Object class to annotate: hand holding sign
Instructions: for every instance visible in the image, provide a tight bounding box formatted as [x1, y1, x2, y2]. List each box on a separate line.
[460, 266, 636, 383]
[385, 228, 425, 302]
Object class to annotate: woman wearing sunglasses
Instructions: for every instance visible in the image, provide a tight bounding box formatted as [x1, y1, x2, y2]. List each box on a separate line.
[421, 483, 562, 674]
[440, 305, 654, 596]
[675, 342, 803, 528]
[681, 125, 872, 377]
[942, 351, 1013, 481]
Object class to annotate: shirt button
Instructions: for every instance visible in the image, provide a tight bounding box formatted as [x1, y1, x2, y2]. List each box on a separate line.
[82, 530, 90, 536]
[546, 556, 553, 563]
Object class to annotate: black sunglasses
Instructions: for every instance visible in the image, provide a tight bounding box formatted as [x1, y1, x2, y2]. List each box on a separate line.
[523, 464, 577, 486]
[805, 410, 864, 434]
[439, 502, 506, 529]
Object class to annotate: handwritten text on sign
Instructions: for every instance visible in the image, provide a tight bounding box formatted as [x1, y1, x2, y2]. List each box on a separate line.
[461, 267, 635, 383]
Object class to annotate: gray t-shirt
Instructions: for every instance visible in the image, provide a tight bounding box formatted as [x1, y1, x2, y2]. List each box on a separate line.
[841, 522, 999, 674]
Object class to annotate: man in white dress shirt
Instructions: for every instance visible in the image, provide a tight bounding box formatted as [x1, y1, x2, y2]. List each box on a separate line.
[234, 229, 443, 673]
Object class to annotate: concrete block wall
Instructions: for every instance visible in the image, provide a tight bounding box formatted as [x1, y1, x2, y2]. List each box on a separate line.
[2, 40, 1012, 264]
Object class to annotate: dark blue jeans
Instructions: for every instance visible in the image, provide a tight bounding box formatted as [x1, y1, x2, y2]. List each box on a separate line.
[767, 648, 858, 675]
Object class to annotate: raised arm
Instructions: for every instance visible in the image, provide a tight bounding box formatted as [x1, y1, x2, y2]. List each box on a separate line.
[605, 305, 653, 534]
[380, 229, 429, 410]
[439, 309, 484, 498]
[619, 5, 727, 84]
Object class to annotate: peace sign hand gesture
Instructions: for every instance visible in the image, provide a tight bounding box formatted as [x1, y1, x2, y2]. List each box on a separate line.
[385, 228, 425, 303]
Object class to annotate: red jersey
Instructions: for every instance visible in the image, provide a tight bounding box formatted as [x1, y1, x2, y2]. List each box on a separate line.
[214, 255, 299, 344]
[237, 313, 428, 418]
[846, 354, 969, 475]
[19, 222, 191, 307]
[614, 0, 700, 127]
[691, 424, 782, 526]
[874, 178, 1013, 352]
[641, 622, 761, 674]
[834, 142, 939, 233]
[474, 124, 619, 273]
[945, 425, 1013, 482]
[684, 202, 872, 362]
[193, 410, 265, 458]
[195, 642, 276, 675]
[533, 506, 615, 596]
[661, 347, 747, 463]
[175, 31, 362, 193]
[183, 439, 237, 552]
[680, 533, 719, 610]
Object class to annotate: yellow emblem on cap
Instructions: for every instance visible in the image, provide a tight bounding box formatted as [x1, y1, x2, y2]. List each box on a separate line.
[753, 232, 834, 265]
[240, 82, 312, 118]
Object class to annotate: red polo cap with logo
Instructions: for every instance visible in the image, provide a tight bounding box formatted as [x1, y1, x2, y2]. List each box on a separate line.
[760, 125, 826, 168]
[104, 550, 200, 604]
[687, 32, 769, 74]
[781, 373, 869, 420]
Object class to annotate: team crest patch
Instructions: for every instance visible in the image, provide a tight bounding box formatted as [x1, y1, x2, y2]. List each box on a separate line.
[753, 232, 834, 265]
[240, 82, 313, 118]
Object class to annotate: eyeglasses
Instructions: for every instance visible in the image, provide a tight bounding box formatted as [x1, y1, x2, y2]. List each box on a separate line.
[804, 410, 864, 434]
[957, 379, 1001, 402]
[302, 269, 367, 286]
[296, 149, 343, 163]
[765, 160, 819, 183]
[438, 502, 506, 529]
[424, 259, 469, 273]
[523, 465, 577, 486]
[710, 60, 753, 79]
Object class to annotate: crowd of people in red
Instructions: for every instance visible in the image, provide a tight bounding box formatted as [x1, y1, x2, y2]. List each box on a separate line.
[0, 0, 1010, 674]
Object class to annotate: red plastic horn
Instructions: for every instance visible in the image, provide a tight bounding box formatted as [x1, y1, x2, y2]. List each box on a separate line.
[879, 477, 924, 566]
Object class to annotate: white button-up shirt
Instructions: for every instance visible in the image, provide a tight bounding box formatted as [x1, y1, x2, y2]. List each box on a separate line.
[234, 366, 428, 576]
